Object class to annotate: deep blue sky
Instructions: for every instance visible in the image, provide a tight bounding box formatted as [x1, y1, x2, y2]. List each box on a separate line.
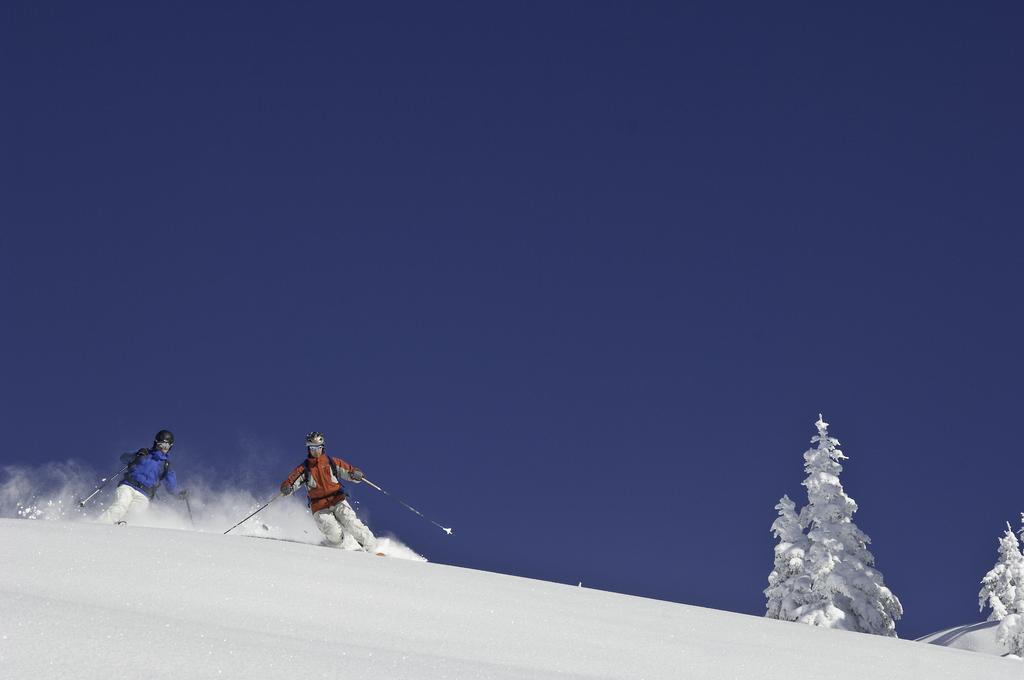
[3, 2, 1022, 639]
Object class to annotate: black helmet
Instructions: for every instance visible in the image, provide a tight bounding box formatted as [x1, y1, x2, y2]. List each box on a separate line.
[305, 431, 325, 447]
[154, 430, 175, 445]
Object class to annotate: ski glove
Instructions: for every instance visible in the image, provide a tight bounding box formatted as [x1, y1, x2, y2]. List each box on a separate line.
[350, 468, 364, 482]
[134, 448, 148, 461]
[280, 483, 293, 496]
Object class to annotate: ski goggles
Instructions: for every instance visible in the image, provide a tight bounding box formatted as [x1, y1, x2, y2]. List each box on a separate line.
[155, 442, 173, 450]
[307, 444, 324, 451]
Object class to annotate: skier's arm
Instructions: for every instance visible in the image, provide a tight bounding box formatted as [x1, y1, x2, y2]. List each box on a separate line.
[280, 464, 306, 495]
[119, 449, 148, 466]
[163, 468, 180, 495]
[332, 457, 364, 482]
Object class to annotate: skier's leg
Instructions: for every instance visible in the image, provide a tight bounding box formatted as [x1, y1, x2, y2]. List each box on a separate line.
[96, 485, 148, 524]
[130, 491, 150, 519]
[96, 486, 132, 524]
[333, 500, 377, 553]
[313, 507, 344, 546]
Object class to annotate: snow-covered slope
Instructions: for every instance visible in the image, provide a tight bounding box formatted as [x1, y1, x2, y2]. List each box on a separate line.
[919, 621, 1012, 658]
[0, 519, 1017, 680]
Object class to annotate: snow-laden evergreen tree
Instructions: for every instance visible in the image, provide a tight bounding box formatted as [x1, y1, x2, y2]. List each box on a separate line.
[765, 494, 811, 621]
[978, 515, 1024, 657]
[790, 415, 903, 636]
[979, 521, 1024, 620]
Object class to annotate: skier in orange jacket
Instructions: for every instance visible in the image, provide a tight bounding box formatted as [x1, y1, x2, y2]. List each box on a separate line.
[280, 431, 378, 552]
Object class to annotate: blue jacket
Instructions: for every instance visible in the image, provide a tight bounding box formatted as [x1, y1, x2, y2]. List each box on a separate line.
[118, 448, 180, 498]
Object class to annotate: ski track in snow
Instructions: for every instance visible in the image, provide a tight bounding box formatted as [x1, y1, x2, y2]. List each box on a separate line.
[0, 519, 1019, 680]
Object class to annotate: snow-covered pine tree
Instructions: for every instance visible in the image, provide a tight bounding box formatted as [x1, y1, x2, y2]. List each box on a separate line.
[979, 521, 1023, 621]
[978, 514, 1024, 656]
[765, 494, 811, 621]
[793, 415, 903, 636]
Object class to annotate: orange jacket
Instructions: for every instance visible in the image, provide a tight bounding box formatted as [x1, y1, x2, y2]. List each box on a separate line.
[281, 453, 362, 513]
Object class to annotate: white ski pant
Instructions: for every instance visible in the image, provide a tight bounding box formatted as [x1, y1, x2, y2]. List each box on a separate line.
[313, 500, 377, 552]
[97, 485, 149, 524]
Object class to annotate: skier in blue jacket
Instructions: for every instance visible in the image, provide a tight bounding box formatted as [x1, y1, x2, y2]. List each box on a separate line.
[98, 430, 187, 524]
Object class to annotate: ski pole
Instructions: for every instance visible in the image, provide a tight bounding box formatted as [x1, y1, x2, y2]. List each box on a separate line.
[224, 493, 282, 535]
[362, 478, 453, 535]
[183, 494, 195, 528]
[78, 463, 131, 507]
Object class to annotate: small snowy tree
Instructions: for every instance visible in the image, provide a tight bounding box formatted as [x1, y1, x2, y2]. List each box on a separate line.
[765, 494, 811, 621]
[979, 522, 1023, 621]
[790, 415, 903, 636]
[979, 515, 1024, 657]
